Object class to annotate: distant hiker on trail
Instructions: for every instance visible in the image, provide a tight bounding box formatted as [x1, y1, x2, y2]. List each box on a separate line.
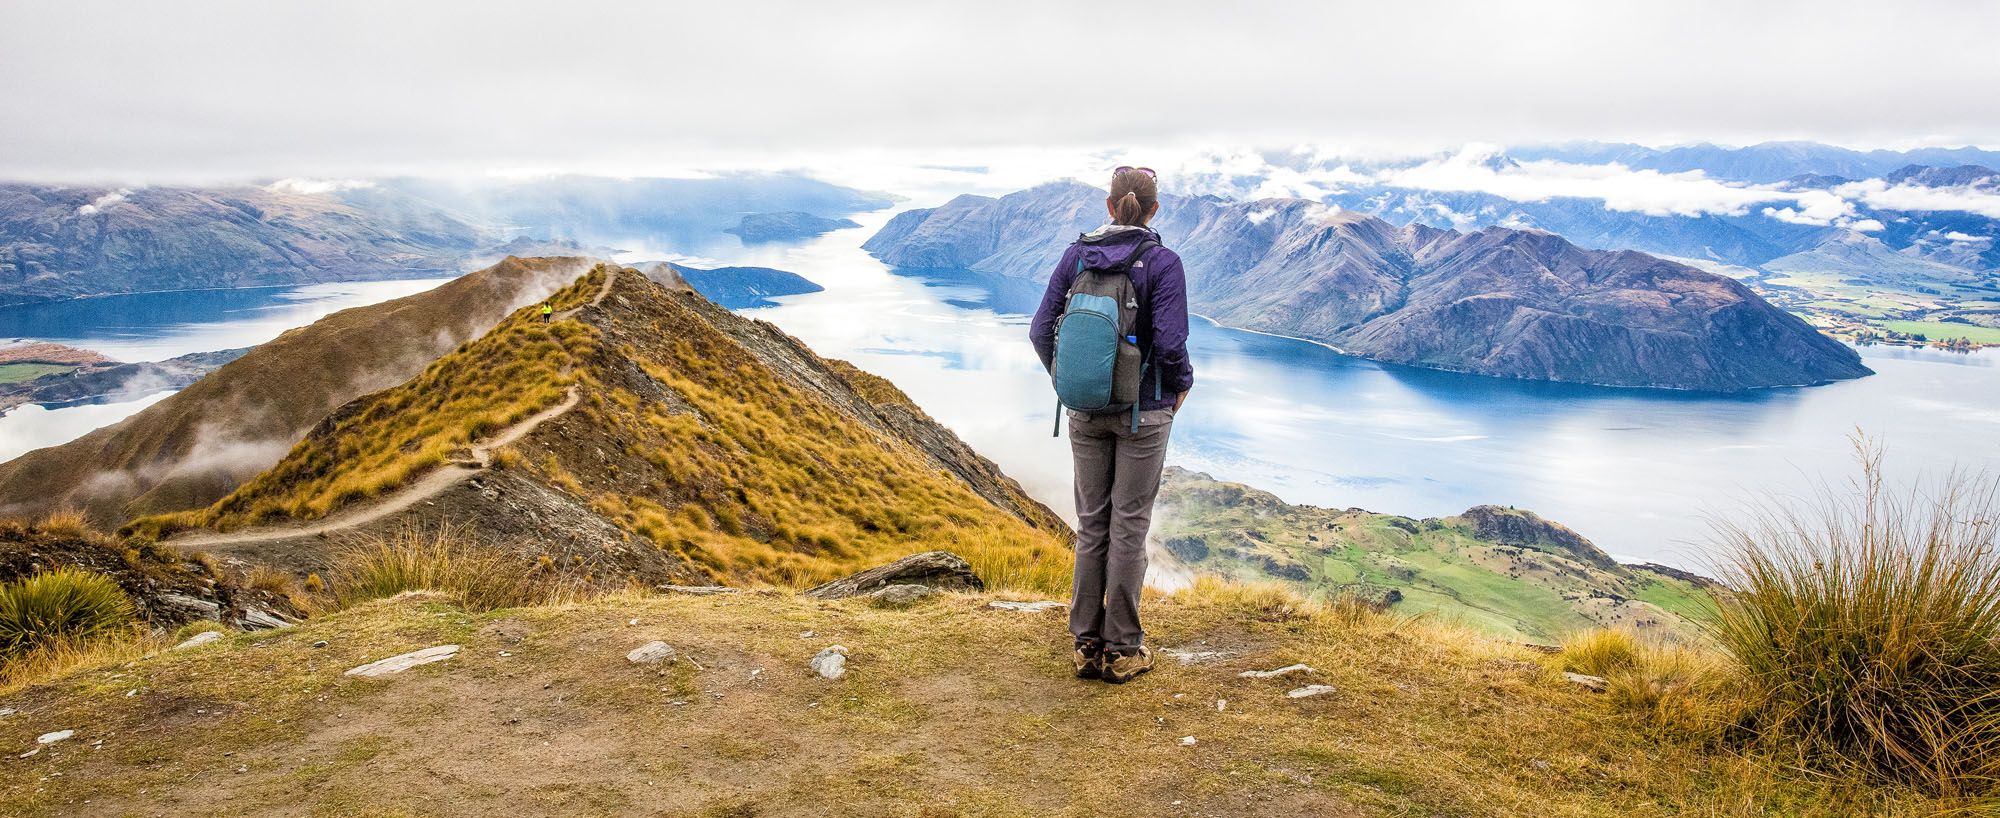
[541, 302, 554, 323]
[1030, 166, 1193, 684]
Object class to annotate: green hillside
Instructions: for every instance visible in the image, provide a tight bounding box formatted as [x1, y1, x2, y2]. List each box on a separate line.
[1153, 468, 1716, 643]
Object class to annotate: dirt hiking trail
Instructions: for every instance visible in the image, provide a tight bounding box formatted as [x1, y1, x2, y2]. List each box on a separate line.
[164, 386, 581, 549]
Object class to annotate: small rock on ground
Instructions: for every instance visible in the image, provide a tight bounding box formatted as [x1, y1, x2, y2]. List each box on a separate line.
[1239, 663, 1314, 679]
[173, 631, 223, 650]
[810, 645, 849, 680]
[867, 584, 932, 607]
[237, 608, 292, 630]
[36, 730, 73, 744]
[344, 645, 461, 678]
[1160, 648, 1235, 665]
[1286, 685, 1337, 699]
[987, 600, 1066, 613]
[627, 641, 676, 664]
[159, 593, 222, 620]
[1563, 672, 1608, 693]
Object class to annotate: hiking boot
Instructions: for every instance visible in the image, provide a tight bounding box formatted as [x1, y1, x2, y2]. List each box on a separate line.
[1073, 644, 1105, 680]
[1102, 646, 1154, 684]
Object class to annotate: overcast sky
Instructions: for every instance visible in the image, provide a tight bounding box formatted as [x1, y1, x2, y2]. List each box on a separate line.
[3, 0, 1997, 184]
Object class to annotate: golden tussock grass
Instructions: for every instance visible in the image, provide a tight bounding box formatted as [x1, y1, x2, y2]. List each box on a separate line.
[129, 267, 610, 535]
[1710, 440, 2000, 797]
[328, 524, 598, 612]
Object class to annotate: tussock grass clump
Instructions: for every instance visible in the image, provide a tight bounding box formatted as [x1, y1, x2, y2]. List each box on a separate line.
[1174, 575, 1322, 622]
[0, 567, 137, 659]
[330, 526, 590, 612]
[953, 529, 1073, 597]
[0, 628, 173, 694]
[1711, 443, 2000, 796]
[1556, 628, 1739, 738]
[1558, 628, 1641, 677]
[34, 508, 93, 538]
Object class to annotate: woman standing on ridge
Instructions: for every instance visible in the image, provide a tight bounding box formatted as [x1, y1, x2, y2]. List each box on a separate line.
[1030, 166, 1194, 684]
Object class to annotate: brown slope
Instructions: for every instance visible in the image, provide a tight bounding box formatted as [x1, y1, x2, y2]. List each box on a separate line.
[156, 263, 1069, 588]
[0, 256, 596, 525]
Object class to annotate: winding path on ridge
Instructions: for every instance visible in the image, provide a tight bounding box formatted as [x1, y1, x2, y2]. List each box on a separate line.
[164, 270, 619, 551]
[164, 386, 581, 549]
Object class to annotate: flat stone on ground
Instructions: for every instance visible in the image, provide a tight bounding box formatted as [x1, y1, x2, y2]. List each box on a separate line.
[1239, 663, 1314, 679]
[1286, 685, 1337, 699]
[627, 641, 676, 664]
[867, 584, 932, 606]
[173, 631, 223, 650]
[345, 645, 461, 678]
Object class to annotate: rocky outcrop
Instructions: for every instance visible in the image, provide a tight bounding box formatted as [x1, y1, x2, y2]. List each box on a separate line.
[864, 182, 1872, 391]
[0, 519, 299, 628]
[1456, 505, 1619, 571]
[803, 551, 985, 599]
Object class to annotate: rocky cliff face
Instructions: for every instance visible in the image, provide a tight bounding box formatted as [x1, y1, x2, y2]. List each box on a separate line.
[866, 181, 1872, 391]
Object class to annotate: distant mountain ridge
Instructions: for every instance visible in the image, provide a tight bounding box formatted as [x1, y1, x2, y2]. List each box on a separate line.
[0, 174, 893, 305]
[867, 181, 1871, 391]
[0, 183, 490, 306]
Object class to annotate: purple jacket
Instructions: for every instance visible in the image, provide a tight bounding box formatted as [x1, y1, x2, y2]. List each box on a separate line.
[1029, 224, 1194, 411]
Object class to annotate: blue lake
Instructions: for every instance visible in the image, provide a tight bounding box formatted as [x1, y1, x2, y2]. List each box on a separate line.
[4, 211, 1998, 570]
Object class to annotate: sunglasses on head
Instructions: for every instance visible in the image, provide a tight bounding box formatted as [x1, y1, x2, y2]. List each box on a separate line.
[1114, 166, 1156, 179]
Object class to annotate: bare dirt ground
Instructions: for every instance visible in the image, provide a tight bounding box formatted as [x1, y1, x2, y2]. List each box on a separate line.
[0, 587, 1869, 818]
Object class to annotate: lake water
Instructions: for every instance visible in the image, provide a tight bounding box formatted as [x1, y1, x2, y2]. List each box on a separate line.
[4, 212, 1997, 570]
[0, 278, 452, 460]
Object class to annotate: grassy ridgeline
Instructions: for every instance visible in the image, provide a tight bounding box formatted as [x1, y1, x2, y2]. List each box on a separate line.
[126, 267, 608, 537]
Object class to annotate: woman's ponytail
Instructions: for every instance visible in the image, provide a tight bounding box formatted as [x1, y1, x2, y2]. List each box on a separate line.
[1108, 168, 1159, 227]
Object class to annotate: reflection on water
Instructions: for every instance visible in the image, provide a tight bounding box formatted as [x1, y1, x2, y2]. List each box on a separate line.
[0, 391, 172, 462]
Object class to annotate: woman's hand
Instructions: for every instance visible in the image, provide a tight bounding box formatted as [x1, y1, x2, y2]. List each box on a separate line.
[1175, 390, 1190, 410]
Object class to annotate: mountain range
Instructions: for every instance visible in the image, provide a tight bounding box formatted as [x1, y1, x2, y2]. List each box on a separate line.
[0, 174, 892, 306]
[866, 181, 1871, 391]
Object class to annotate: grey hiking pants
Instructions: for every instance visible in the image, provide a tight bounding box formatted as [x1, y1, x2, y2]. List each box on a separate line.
[1068, 406, 1175, 655]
